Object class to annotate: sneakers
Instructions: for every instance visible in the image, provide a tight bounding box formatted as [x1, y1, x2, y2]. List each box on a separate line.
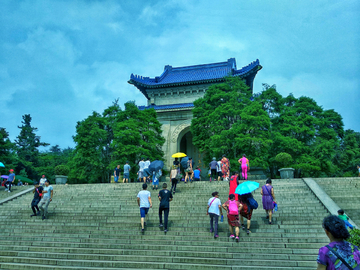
[42, 216, 46, 220]
[235, 236, 239, 242]
[141, 228, 144, 233]
[269, 221, 272, 225]
[36, 211, 41, 216]
[164, 229, 168, 233]
[159, 223, 164, 227]
[30, 214, 36, 217]
[214, 235, 219, 238]
[247, 229, 250, 235]
[8, 190, 11, 193]
[229, 235, 235, 239]
[4, 188, 8, 191]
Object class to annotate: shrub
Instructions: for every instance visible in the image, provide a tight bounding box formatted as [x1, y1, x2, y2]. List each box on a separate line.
[54, 165, 70, 176]
[275, 152, 293, 168]
[349, 228, 360, 247]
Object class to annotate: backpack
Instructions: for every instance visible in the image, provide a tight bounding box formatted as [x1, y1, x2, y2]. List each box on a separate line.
[248, 197, 258, 210]
[228, 200, 239, 215]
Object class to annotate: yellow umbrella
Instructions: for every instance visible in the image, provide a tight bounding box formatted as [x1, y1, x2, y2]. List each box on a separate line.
[171, 152, 187, 158]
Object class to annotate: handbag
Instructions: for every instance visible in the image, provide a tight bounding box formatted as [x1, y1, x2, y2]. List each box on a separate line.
[326, 245, 354, 270]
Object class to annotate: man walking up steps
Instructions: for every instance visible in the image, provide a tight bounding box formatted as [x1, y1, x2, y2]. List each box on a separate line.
[158, 183, 173, 233]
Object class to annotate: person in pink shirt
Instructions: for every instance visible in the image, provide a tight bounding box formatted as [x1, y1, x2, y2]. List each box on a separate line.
[238, 154, 249, 180]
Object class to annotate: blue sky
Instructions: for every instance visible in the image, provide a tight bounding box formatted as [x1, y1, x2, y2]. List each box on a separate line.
[0, 0, 359, 149]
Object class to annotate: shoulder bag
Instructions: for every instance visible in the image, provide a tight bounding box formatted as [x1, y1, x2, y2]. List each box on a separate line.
[325, 245, 354, 270]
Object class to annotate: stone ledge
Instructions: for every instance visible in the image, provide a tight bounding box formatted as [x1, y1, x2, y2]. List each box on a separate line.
[0, 187, 33, 206]
[303, 178, 358, 229]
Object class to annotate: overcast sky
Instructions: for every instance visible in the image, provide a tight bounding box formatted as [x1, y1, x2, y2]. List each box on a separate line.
[1, 0, 359, 150]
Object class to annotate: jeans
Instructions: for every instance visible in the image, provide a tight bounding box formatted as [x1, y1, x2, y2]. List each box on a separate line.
[159, 207, 169, 229]
[38, 197, 51, 217]
[209, 213, 219, 236]
[114, 176, 119, 182]
[170, 179, 177, 192]
[4, 181, 12, 191]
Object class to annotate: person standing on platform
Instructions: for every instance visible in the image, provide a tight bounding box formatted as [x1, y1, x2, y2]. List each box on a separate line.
[221, 155, 230, 180]
[39, 175, 47, 186]
[207, 191, 223, 238]
[4, 169, 15, 193]
[238, 154, 249, 180]
[143, 157, 151, 182]
[138, 158, 146, 183]
[217, 158, 222, 181]
[38, 180, 53, 220]
[229, 172, 239, 201]
[30, 182, 43, 217]
[209, 157, 218, 182]
[114, 165, 121, 183]
[137, 183, 152, 233]
[123, 161, 131, 183]
[261, 178, 276, 224]
[158, 183, 173, 233]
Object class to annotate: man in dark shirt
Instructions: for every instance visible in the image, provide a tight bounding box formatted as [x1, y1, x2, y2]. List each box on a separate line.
[158, 183, 173, 233]
[31, 182, 44, 217]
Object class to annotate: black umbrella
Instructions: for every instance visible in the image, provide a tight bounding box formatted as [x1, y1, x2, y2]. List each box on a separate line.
[149, 160, 164, 172]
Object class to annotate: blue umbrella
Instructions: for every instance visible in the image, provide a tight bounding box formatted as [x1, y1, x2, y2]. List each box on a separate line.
[180, 157, 194, 169]
[0, 162, 4, 167]
[1, 175, 8, 179]
[235, 181, 260, 195]
[149, 160, 164, 172]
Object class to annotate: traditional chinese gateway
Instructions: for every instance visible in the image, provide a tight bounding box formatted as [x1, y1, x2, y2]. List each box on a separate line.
[128, 58, 262, 175]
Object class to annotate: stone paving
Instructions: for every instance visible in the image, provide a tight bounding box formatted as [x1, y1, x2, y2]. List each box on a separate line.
[0, 179, 330, 269]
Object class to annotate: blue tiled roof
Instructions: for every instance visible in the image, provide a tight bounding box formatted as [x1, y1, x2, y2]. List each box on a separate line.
[138, 103, 194, 111]
[129, 58, 261, 90]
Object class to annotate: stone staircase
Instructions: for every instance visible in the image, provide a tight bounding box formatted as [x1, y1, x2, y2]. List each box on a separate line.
[0, 179, 329, 269]
[313, 177, 360, 225]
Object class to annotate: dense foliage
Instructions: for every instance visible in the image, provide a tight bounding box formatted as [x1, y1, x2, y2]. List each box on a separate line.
[69, 100, 165, 183]
[191, 77, 360, 177]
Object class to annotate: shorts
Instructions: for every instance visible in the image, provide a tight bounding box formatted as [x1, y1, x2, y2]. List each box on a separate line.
[185, 168, 192, 173]
[124, 173, 129, 179]
[217, 171, 223, 177]
[140, 207, 149, 218]
[138, 171, 144, 179]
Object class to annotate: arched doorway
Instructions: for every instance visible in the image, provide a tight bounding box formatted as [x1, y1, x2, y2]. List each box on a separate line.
[177, 129, 207, 179]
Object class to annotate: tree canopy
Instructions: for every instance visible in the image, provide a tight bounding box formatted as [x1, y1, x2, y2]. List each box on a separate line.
[191, 77, 360, 177]
[70, 100, 165, 183]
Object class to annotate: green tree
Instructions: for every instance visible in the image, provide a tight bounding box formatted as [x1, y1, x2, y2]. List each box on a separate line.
[15, 114, 49, 179]
[70, 100, 165, 183]
[71, 111, 108, 183]
[191, 77, 271, 169]
[338, 129, 360, 176]
[35, 146, 74, 181]
[0, 127, 17, 171]
[111, 102, 165, 180]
